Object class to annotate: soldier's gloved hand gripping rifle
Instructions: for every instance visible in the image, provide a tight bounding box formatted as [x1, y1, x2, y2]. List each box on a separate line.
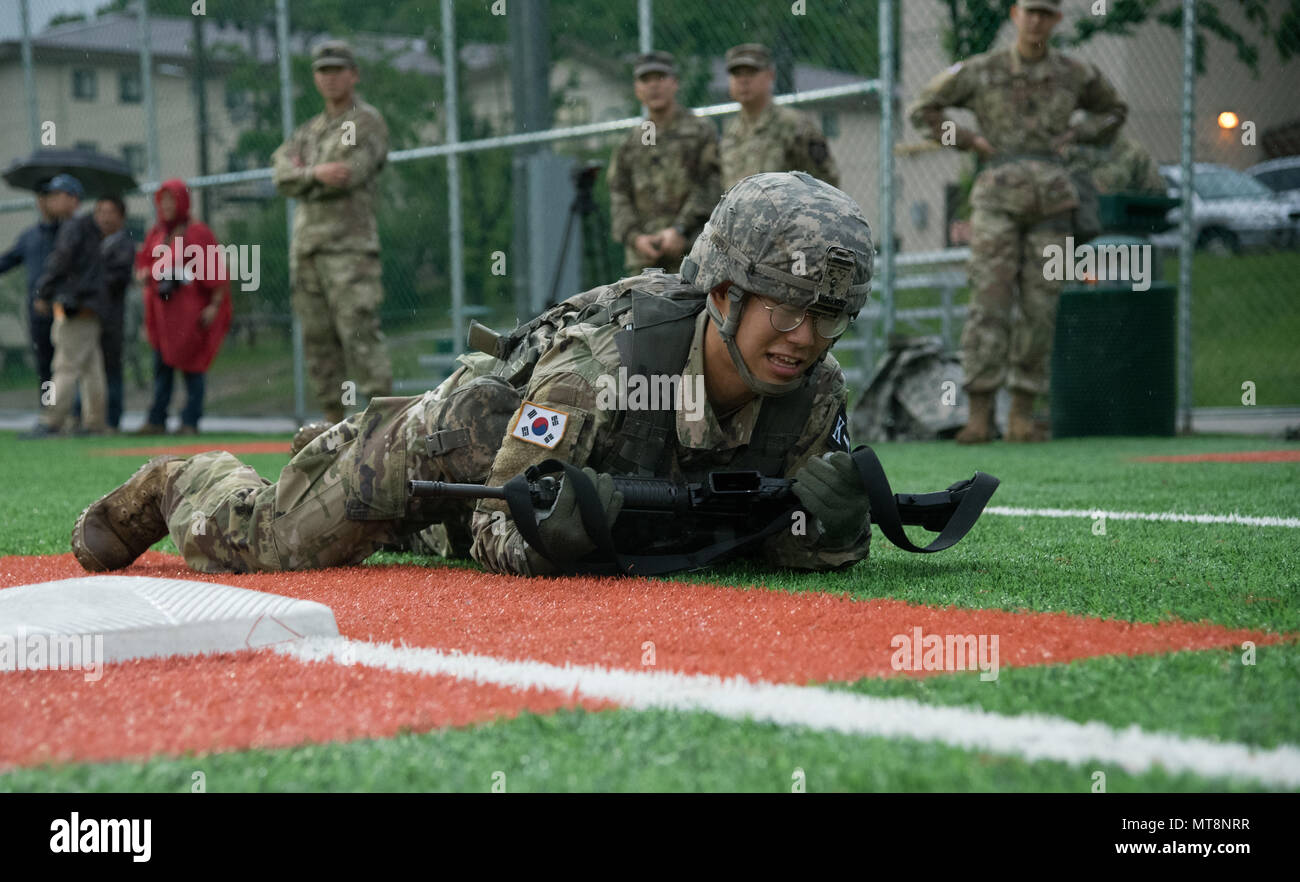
[410, 447, 999, 576]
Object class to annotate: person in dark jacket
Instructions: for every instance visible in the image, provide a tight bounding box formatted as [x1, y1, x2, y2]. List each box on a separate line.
[96, 195, 134, 432]
[0, 180, 61, 391]
[21, 174, 110, 438]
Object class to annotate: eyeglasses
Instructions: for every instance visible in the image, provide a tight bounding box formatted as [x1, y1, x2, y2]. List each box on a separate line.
[754, 297, 852, 339]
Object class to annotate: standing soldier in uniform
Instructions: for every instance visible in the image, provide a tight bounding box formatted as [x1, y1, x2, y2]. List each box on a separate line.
[273, 40, 392, 425]
[720, 43, 839, 190]
[909, 0, 1127, 442]
[608, 51, 720, 274]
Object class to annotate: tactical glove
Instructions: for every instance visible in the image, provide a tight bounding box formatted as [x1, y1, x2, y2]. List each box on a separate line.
[792, 451, 870, 548]
[534, 466, 625, 566]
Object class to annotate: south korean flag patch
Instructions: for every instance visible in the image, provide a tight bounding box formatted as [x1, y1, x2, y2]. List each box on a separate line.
[510, 401, 569, 449]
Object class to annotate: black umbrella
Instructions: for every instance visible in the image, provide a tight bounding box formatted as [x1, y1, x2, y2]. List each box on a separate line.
[2, 149, 138, 197]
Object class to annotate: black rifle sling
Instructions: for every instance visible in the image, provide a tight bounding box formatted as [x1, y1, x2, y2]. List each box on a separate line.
[850, 445, 999, 553]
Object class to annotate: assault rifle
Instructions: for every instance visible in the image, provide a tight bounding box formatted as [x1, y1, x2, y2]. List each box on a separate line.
[408, 447, 999, 576]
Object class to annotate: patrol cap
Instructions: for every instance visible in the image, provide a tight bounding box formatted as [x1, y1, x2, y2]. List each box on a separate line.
[46, 174, 84, 199]
[1016, 0, 1061, 11]
[725, 43, 773, 72]
[312, 40, 357, 70]
[634, 51, 677, 78]
[35, 177, 53, 194]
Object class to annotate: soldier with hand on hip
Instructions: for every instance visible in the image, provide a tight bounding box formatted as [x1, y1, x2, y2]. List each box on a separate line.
[909, 0, 1127, 443]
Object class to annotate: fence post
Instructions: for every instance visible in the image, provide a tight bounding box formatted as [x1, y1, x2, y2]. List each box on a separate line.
[638, 0, 652, 54]
[877, 0, 896, 352]
[276, 0, 305, 423]
[1177, 0, 1196, 434]
[442, 0, 466, 355]
[20, 0, 39, 152]
[138, 0, 161, 185]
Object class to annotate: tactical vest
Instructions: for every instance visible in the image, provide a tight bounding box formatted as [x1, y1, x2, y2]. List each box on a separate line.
[493, 275, 823, 483]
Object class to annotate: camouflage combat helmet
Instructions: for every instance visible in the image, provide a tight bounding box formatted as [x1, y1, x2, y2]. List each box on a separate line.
[680, 171, 874, 396]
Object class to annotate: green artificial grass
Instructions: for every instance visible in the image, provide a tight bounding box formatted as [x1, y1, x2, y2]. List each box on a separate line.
[0, 430, 1295, 792]
[833, 643, 1300, 750]
[0, 706, 1285, 794]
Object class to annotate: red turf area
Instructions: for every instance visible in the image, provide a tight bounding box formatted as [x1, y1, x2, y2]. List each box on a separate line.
[1133, 450, 1300, 464]
[0, 551, 1287, 769]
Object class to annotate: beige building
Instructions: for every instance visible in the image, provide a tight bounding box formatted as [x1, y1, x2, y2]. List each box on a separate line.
[0, 11, 439, 253]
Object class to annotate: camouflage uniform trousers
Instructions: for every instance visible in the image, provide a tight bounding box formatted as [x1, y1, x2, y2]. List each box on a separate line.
[160, 366, 518, 573]
[961, 207, 1072, 397]
[291, 250, 393, 414]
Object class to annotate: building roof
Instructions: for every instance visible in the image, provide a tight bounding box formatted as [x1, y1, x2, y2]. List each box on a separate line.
[0, 11, 454, 76]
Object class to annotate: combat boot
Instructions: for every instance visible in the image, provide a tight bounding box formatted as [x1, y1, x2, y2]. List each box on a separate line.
[71, 455, 184, 572]
[955, 391, 994, 444]
[1006, 390, 1045, 442]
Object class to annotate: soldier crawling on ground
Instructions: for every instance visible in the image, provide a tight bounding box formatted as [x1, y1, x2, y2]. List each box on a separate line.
[71, 173, 881, 578]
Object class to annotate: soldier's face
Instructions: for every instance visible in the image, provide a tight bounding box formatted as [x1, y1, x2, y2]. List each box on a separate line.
[711, 285, 831, 386]
[634, 72, 678, 112]
[314, 65, 359, 102]
[729, 66, 774, 105]
[1011, 6, 1062, 42]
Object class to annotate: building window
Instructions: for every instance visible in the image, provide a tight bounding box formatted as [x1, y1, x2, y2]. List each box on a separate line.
[119, 70, 142, 103]
[821, 112, 840, 139]
[122, 144, 147, 176]
[72, 69, 97, 101]
[73, 140, 99, 153]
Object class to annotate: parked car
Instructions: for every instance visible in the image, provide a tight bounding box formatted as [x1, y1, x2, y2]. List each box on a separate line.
[1153, 162, 1299, 253]
[1246, 155, 1300, 203]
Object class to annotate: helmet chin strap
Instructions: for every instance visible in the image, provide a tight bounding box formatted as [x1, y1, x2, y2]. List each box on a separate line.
[706, 288, 807, 398]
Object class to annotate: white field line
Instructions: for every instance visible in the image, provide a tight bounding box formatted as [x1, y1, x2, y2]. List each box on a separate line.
[276, 637, 1300, 790]
[986, 506, 1300, 529]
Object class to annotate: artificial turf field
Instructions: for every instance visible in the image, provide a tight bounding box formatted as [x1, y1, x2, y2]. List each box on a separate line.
[0, 430, 1296, 792]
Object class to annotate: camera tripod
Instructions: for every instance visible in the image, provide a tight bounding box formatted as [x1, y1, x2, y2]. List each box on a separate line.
[548, 163, 613, 306]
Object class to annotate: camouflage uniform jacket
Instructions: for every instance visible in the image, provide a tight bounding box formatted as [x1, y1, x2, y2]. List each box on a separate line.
[720, 103, 839, 190]
[909, 46, 1127, 217]
[271, 98, 389, 255]
[466, 275, 867, 576]
[608, 104, 721, 272]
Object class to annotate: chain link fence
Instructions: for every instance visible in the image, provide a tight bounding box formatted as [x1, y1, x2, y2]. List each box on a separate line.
[1, 0, 1296, 426]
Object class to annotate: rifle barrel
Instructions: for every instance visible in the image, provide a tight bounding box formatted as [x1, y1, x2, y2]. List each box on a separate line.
[408, 480, 508, 500]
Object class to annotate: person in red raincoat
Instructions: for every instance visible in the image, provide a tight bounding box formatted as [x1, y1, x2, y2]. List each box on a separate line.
[133, 179, 231, 435]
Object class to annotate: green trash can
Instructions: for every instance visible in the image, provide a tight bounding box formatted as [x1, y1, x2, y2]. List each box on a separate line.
[1050, 227, 1177, 438]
